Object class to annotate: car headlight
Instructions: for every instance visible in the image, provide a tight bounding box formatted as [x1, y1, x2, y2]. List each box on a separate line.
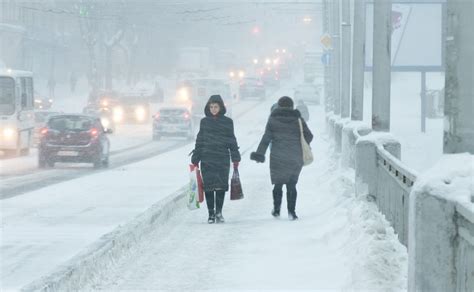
[178, 87, 189, 101]
[3, 127, 16, 140]
[113, 106, 124, 122]
[135, 106, 146, 122]
[101, 117, 110, 129]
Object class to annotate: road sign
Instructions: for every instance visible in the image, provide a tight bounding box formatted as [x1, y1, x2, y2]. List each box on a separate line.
[320, 33, 332, 49]
[321, 52, 331, 66]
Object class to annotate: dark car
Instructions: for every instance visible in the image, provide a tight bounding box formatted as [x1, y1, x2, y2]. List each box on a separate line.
[38, 114, 112, 168]
[152, 106, 193, 141]
[239, 77, 266, 100]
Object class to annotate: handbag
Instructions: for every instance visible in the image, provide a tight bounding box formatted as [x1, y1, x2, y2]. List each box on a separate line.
[298, 118, 314, 166]
[230, 168, 244, 200]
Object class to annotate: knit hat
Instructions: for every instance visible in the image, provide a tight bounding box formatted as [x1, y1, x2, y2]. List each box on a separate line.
[277, 96, 294, 109]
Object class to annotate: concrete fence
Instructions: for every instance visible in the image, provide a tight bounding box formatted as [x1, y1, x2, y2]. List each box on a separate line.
[326, 113, 474, 292]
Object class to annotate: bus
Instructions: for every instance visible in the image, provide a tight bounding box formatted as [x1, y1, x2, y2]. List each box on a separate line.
[0, 69, 35, 156]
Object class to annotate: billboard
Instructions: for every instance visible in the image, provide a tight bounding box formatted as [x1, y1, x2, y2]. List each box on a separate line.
[365, 3, 444, 69]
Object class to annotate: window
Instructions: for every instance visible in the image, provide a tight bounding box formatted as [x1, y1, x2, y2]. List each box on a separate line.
[20, 77, 27, 109]
[19, 77, 34, 110]
[0, 77, 15, 115]
[26, 77, 34, 109]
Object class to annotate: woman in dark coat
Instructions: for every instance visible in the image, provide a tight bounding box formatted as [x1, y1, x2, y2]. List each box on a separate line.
[191, 95, 241, 224]
[251, 96, 313, 220]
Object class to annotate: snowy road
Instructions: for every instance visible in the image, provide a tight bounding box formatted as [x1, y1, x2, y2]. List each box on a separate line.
[0, 100, 262, 199]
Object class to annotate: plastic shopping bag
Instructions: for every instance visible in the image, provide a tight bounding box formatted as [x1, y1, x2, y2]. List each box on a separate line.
[187, 164, 201, 210]
[230, 168, 244, 200]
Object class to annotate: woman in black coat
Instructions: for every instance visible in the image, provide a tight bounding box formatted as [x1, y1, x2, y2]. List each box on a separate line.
[251, 96, 313, 220]
[191, 95, 241, 224]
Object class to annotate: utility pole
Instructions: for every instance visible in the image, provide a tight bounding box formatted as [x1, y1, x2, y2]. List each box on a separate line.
[322, 0, 333, 113]
[444, 0, 474, 153]
[332, 0, 341, 116]
[371, 0, 392, 131]
[351, 0, 366, 121]
[340, 0, 351, 118]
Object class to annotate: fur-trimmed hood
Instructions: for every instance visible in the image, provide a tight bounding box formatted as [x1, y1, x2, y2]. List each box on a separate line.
[270, 107, 301, 119]
[204, 95, 227, 117]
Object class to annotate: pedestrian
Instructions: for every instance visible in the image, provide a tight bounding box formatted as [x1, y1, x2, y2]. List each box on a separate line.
[296, 99, 309, 121]
[250, 96, 313, 220]
[191, 95, 241, 224]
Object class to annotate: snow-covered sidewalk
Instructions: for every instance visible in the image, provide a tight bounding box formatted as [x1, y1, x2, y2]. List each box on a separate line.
[90, 107, 408, 291]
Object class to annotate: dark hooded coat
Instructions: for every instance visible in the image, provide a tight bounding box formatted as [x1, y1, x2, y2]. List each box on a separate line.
[191, 95, 241, 192]
[255, 107, 313, 184]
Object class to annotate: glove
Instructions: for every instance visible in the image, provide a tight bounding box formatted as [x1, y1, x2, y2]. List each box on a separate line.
[250, 152, 265, 163]
[233, 161, 239, 169]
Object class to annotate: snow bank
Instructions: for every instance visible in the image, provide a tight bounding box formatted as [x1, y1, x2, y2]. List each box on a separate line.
[22, 186, 187, 292]
[340, 121, 372, 168]
[337, 168, 408, 290]
[408, 153, 474, 292]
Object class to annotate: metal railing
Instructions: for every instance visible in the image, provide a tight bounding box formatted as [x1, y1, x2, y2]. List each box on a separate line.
[455, 200, 474, 291]
[375, 145, 418, 246]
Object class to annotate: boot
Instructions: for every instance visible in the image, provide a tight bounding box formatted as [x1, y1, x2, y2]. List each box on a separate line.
[208, 210, 216, 224]
[272, 185, 283, 218]
[215, 212, 225, 223]
[288, 211, 299, 221]
[271, 208, 280, 217]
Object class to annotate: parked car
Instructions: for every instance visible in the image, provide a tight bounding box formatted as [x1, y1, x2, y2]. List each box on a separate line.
[38, 114, 112, 168]
[152, 106, 194, 141]
[239, 77, 266, 100]
[294, 83, 321, 105]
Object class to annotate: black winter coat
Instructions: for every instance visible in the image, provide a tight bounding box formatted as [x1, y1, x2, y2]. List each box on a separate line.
[255, 107, 313, 185]
[191, 96, 241, 192]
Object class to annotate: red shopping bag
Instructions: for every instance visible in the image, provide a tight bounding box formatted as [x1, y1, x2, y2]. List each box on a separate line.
[230, 168, 244, 200]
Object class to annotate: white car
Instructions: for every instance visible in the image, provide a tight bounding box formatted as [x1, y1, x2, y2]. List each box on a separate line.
[294, 83, 321, 105]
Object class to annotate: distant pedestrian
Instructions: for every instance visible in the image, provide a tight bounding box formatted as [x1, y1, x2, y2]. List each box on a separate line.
[191, 95, 241, 224]
[251, 96, 313, 220]
[296, 99, 309, 121]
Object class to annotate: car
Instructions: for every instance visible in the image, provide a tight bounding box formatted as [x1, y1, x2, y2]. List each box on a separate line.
[294, 83, 321, 105]
[34, 97, 53, 110]
[261, 70, 280, 88]
[239, 77, 266, 100]
[152, 106, 194, 141]
[38, 114, 112, 168]
[112, 96, 151, 124]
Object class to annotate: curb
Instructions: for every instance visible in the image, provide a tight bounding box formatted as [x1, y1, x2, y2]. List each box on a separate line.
[22, 186, 188, 292]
